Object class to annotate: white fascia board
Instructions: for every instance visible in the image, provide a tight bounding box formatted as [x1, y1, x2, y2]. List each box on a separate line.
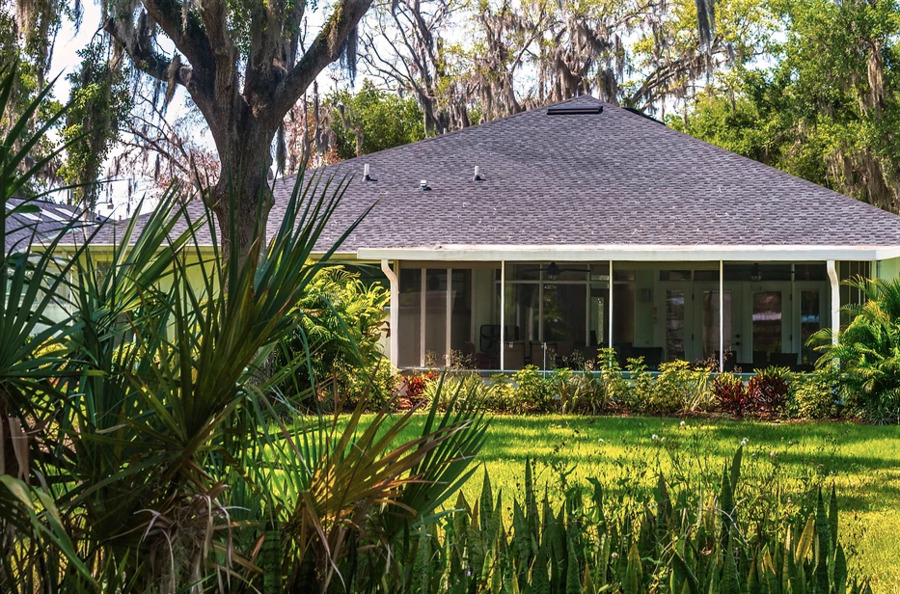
[358, 244, 900, 262]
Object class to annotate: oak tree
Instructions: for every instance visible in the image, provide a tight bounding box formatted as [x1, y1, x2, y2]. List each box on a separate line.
[13, 0, 375, 258]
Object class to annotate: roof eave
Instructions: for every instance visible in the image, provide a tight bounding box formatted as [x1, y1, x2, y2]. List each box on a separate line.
[357, 244, 900, 262]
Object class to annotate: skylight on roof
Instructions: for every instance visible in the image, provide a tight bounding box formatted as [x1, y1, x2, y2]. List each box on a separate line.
[546, 104, 603, 115]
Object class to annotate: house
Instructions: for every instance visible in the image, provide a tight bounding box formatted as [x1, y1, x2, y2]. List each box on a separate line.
[46, 96, 900, 373]
[276, 95, 900, 372]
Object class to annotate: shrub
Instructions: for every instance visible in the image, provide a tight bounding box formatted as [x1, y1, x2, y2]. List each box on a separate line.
[404, 370, 437, 401]
[653, 359, 715, 414]
[342, 359, 400, 409]
[511, 365, 556, 412]
[714, 372, 752, 416]
[749, 366, 790, 416]
[813, 276, 900, 423]
[273, 266, 390, 402]
[597, 348, 630, 405]
[422, 373, 490, 410]
[554, 366, 610, 414]
[789, 372, 841, 419]
[625, 356, 654, 410]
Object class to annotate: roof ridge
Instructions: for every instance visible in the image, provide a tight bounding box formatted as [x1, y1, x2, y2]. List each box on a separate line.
[278, 95, 605, 185]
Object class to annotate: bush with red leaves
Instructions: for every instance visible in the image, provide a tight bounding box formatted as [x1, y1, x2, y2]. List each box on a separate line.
[714, 373, 753, 417]
[749, 369, 789, 416]
[403, 372, 437, 401]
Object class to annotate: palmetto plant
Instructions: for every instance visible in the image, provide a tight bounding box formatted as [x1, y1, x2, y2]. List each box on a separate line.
[813, 276, 900, 424]
[0, 62, 99, 591]
[0, 62, 488, 592]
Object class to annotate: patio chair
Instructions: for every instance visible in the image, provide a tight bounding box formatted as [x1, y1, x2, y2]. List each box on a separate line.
[502, 341, 526, 369]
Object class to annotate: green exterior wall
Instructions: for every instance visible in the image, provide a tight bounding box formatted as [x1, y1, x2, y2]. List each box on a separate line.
[878, 257, 900, 280]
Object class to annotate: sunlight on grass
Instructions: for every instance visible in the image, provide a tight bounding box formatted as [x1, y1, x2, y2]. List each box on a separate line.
[367, 414, 900, 592]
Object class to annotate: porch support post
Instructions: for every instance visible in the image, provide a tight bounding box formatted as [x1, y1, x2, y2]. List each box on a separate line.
[719, 260, 724, 372]
[381, 260, 399, 369]
[500, 261, 506, 370]
[827, 260, 840, 344]
[446, 268, 452, 367]
[608, 260, 614, 348]
[420, 269, 427, 366]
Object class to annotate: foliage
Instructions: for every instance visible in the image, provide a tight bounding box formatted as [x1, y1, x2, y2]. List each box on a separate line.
[330, 80, 425, 160]
[404, 448, 868, 594]
[57, 39, 133, 209]
[715, 368, 790, 417]
[406, 370, 439, 401]
[339, 358, 400, 410]
[0, 14, 64, 196]
[274, 265, 390, 403]
[673, 0, 900, 213]
[750, 366, 791, 416]
[625, 356, 656, 411]
[814, 277, 900, 423]
[714, 371, 753, 417]
[0, 61, 95, 592]
[653, 360, 715, 414]
[789, 373, 840, 420]
[404, 352, 849, 421]
[0, 66, 489, 591]
[512, 365, 559, 412]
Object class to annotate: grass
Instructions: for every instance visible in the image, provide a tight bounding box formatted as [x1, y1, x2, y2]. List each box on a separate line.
[376, 414, 900, 592]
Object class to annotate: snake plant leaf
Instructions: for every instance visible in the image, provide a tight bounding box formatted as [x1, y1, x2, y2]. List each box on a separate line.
[796, 515, 815, 564]
[721, 535, 740, 594]
[531, 540, 552, 594]
[671, 550, 701, 594]
[481, 468, 494, 532]
[730, 446, 743, 495]
[829, 485, 839, 550]
[262, 527, 283, 594]
[815, 490, 832, 592]
[583, 556, 596, 594]
[566, 538, 583, 594]
[834, 544, 848, 594]
[623, 541, 642, 594]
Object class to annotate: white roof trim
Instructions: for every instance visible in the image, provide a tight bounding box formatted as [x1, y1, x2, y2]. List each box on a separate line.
[358, 244, 900, 262]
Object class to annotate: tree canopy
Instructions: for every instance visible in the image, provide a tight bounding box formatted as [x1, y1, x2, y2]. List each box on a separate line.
[673, 0, 900, 213]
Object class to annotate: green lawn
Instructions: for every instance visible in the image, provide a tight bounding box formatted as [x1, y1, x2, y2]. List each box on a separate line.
[384, 414, 900, 592]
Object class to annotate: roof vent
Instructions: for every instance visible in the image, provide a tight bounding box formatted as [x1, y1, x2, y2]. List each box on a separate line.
[420, 179, 430, 191]
[473, 166, 484, 181]
[547, 104, 603, 115]
[364, 164, 372, 181]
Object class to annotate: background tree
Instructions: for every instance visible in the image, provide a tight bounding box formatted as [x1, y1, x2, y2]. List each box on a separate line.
[358, 0, 768, 130]
[57, 39, 132, 209]
[0, 1, 70, 195]
[329, 80, 425, 159]
[674, 0, 900, 212]
[360, 0, 472, 134]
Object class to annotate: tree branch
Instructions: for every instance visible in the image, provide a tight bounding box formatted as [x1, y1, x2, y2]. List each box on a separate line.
[272, 0, 374, 118]
[104, 16, 190, 86]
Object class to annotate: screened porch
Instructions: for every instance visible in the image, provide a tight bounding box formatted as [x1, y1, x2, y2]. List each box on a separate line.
[386, 261, 870, 372]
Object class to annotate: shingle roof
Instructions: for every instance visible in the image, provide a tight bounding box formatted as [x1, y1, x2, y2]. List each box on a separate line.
[4, 198, 88, 253]
[266, 95, 900, 253]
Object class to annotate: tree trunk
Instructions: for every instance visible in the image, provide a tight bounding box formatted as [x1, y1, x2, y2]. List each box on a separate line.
[207, 116, 278, 265]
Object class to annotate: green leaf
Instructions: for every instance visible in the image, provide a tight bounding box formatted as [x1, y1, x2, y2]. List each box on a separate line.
[672, 550, 701, 594]
[624, 541, 642, 594]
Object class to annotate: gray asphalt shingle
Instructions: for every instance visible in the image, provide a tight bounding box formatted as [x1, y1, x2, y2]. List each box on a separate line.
[265, 95, 900, 253]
